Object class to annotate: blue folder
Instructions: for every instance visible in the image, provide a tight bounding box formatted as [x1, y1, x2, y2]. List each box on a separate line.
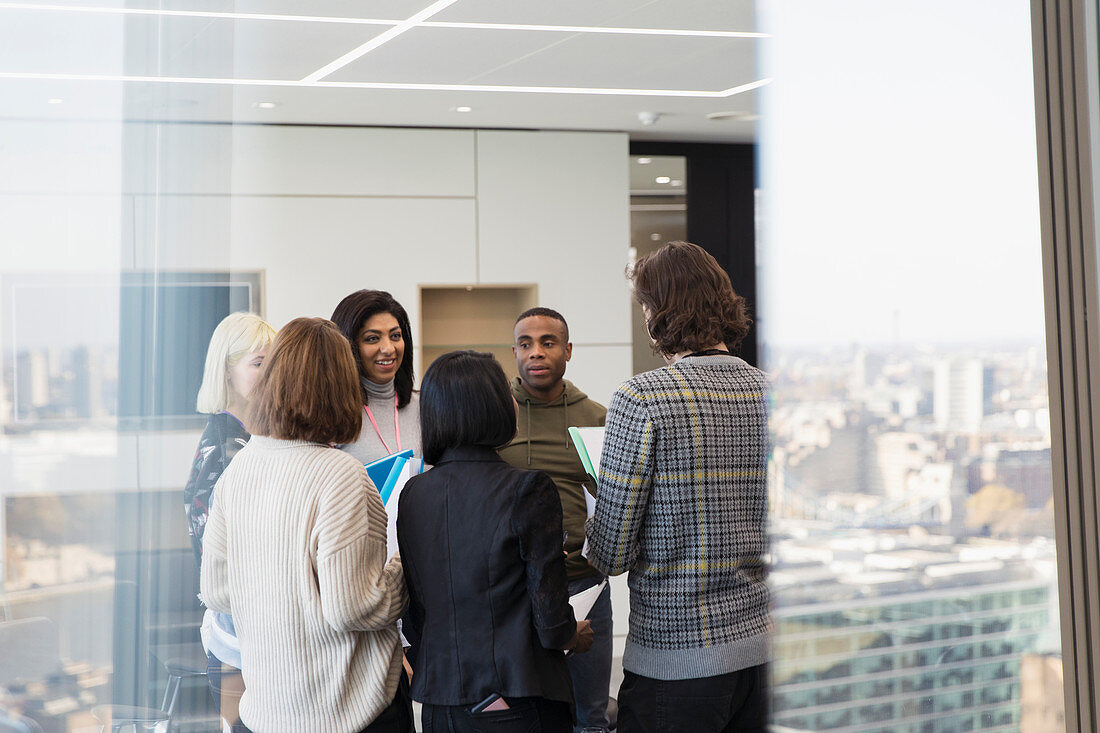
[365, 449, 414, 507]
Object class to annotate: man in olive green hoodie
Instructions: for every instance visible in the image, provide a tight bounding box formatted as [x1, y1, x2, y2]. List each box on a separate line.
[499, 307, 611, 733]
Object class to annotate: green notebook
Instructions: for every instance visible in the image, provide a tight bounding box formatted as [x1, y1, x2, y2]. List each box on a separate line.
[568, 426, 605, 488]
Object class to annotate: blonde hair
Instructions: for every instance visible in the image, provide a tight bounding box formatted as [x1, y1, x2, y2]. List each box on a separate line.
[195, 312, 277, 414]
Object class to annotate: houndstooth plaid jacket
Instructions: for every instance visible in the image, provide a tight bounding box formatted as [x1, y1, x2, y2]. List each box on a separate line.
[585, 354, 770, 680]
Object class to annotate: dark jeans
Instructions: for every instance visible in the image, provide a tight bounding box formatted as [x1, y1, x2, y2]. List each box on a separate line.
[421, 697, 571, 733]
[566, 576, 613, 733]
[617, 664, 768, 733]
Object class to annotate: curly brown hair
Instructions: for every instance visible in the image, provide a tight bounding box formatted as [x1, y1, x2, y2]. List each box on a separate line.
[632, 241, 752, 356]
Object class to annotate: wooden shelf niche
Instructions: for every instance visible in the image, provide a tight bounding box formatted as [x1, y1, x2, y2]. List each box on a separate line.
[419, 284, 538, 382]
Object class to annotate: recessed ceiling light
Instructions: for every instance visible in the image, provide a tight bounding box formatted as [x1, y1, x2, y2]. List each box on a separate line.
[452, 106, 473, 113]
[253, 101, 279, 109]
[655, 176, 671, 184]
[47, 98, 63, 104]
[637, 158, 652, 165]
[671, 179, 684, 187]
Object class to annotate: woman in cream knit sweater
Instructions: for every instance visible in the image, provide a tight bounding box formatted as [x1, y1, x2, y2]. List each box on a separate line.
[200, 317, 410, 733]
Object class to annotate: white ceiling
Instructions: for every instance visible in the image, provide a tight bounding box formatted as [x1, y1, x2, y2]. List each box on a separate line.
[0, 0, 764, 142]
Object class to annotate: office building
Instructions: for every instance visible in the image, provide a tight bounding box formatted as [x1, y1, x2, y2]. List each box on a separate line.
[772, 530, 1058, 732]
[934, 359, 985, 433]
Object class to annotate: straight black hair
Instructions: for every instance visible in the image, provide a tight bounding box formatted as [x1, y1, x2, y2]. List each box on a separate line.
[420, 351, 516, 465]
[331, 289, 415, 408]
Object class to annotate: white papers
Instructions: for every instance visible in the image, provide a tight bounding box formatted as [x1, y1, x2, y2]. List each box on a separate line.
[568, 579, 607, 620]
[385, 460, 417, 560]
[579, 427, 605, 476]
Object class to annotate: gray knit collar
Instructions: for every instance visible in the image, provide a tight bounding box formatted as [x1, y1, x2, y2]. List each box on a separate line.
[675, 353, 743, 366]
[361, 376, 396, 401]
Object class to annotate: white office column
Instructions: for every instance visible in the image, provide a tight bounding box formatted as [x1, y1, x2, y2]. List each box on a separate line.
[476, 130, 633, 404]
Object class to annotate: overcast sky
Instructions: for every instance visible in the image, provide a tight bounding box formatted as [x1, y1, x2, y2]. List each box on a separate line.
[757, 0, 1044, 349]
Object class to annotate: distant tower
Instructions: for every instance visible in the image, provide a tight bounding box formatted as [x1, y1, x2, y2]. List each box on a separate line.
[0, 372, 10, 426]
[14, 350, 50, 419]
[934, 358, 984, 432]
[853, 349, 886, 389]
[72, 346, 103, 419]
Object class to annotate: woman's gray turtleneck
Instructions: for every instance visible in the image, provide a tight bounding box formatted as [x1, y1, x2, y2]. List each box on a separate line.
[339, 376, 422, 466]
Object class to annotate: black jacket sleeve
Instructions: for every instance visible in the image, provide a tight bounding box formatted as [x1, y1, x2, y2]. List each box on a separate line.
[512, 470, 577, 650]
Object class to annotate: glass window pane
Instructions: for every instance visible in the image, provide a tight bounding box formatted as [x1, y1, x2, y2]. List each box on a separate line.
[760, 1, 1063, 731]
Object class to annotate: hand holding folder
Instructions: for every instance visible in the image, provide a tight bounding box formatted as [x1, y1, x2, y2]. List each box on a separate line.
[568, 426, 604, 489]
[568, 427, 604, 560]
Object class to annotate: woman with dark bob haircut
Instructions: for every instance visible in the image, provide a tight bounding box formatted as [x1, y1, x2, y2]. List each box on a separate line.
[201, 318, 411, 733]
[397, 351, 593, 732]
[331, 290, 422, 464]
[585, 242, 770, 733]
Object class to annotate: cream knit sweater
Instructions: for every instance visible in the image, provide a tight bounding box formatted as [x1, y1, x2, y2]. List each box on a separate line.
[201, 436, 408, 733]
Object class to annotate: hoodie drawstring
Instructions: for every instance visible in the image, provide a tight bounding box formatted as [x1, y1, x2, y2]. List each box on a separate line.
[519, 384, 573, 463]
[563, 390, 569, 447]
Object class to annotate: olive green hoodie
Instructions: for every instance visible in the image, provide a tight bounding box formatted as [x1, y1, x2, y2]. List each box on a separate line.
[498, 377, 606, 581]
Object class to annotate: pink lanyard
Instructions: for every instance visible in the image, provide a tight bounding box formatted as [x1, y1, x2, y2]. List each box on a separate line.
[364, 395, 401, 455]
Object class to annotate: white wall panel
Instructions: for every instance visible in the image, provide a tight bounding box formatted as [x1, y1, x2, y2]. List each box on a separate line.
[475, 130, 631, 349]
[0, 121, 123, 195]
[224, 196, 478, 329]
[565, 344, 633, 409]
[1, 194, 126, 270]
[129, 195, 232, 272]
[121, 125, 476, 197]
[123, 123, 234, 196]
[229, 126, 476, 197]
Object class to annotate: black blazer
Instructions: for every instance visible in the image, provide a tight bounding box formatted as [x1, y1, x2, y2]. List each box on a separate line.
[397, 445, 576, 707]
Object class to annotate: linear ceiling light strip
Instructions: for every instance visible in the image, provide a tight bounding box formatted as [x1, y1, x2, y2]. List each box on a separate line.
[419, 21, 766, 38]
[0, 3, 763, 37]
[718, 78, 772, 97]
[0, 70, 769, 98]
[0, 2, 400, 24]
[300, 0, 461, 82]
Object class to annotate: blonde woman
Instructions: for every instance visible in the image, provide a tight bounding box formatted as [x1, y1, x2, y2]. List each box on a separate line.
[185, 311, 275, 732]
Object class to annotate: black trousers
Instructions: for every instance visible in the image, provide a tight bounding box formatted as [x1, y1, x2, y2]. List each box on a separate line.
[617, 664, 768, 733]
[421, 696, 571, 733]
[358, 672, 415, 733]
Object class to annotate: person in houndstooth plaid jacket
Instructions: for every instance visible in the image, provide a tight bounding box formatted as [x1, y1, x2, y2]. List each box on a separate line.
[585, 241, 770, 733]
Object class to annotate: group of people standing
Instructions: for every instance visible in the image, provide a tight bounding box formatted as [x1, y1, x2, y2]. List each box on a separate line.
[182, 241, 770, 733]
